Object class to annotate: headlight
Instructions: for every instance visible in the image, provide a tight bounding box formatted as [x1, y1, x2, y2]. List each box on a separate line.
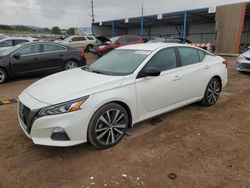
[238, 55, 246, 61]
[37, 96, 88, 117]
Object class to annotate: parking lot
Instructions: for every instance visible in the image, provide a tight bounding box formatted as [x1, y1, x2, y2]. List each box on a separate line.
[0, 55, 249, 187]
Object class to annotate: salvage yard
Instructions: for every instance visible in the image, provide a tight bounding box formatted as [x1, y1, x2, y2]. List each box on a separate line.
[0, 56, 250, 187]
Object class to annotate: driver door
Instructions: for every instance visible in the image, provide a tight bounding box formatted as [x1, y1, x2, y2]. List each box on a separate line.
[135, 48, 184, 118]
[10, 44, 43, 75]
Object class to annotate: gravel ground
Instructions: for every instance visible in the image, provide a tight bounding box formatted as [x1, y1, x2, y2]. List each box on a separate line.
[0, 56, 250, 188]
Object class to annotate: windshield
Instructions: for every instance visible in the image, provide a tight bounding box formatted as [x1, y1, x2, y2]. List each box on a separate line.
[86, 49, 151, 76]
[0, 44, 24, 56]
[109, 36, 119, 43]
[62, 36, 73, 42]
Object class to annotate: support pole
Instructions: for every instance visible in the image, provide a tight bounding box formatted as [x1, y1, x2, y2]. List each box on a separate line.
[183, 11, 187, 43]
[112, 21, 115, 37]
[140, 4, 144, 37]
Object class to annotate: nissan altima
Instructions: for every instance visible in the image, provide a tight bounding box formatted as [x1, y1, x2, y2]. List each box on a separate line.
[18, 43, 228, 148]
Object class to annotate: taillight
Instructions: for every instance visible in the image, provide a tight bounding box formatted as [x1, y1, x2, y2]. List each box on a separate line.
[80, 51, 85, 57]
[223, 60, 228, 68]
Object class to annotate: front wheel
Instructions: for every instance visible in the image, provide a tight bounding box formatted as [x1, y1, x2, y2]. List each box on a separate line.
[0, 68, 7, 84]
[88, 103, 129, 149]
[201, 78, 221, 106]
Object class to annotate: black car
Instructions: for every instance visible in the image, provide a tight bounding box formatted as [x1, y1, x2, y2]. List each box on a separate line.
[0, 42, 86, 84]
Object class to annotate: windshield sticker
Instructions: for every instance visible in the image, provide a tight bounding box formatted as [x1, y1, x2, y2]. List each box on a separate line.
[134, 51, 151, 55]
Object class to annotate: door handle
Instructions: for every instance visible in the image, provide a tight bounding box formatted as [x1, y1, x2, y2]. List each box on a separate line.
[173, 75, 181, 81]
[204, 65, 210, 69]
[59, 54, 64, 57]
[34, 57, 38, 60]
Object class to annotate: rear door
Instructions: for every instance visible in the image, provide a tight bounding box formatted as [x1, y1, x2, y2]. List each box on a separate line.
[39, 43, 67, 71]
[176, 47, 209, 100]
[10, 44, 44, 75]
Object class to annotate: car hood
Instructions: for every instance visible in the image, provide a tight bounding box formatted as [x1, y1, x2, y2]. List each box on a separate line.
[24, 68, 125, 105]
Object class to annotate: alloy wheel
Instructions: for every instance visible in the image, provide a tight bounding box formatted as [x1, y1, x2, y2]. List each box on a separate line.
[207, 80, 220, 105]
[95, 109, 126, 146]
[65, 61, 78, 70]
[0, 71, 4, 83]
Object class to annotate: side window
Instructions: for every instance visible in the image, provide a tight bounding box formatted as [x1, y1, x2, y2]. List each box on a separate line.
[72, 37, 86, 41]
[145, 48, 177, 71]
[18, 45, 40, 56]
[42, 44, 65, 52]
[14, 40, 29, 45]
[0, 40, 13, 47]
[178, 47, 200, 66]
[86, 37, 94, 40]
[116, 37, 126, 44]
[126, 37, 139, 43]
[198, 50, 206, 61]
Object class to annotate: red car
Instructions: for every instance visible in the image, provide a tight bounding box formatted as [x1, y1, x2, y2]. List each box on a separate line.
[94, 35, 144, 56]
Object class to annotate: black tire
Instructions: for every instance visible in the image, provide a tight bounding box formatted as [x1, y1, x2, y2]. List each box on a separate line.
[88, 103, 129, 149]
[64, 60, 78, 70]
[201, 77, 221, 106]
[0, 68, 7, 84]
[85, 44, 94, 52]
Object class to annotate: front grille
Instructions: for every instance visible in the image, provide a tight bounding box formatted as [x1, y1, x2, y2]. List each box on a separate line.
[241, 63, 250, 69]
[245, 57, 250, 61]
[19, 102, 33, 133]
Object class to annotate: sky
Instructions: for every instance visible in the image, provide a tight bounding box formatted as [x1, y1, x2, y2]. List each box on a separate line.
[0, 0, 247, 29]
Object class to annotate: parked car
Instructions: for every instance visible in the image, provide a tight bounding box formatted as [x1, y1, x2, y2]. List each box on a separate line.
[60, 35, 99, 52]
[148, 37, 192, 44]
[18, 43, 228, 148]
[236, 49, 250, 72]
[93, 35, 144, 56]
[0, 37, 38, 51]
[0, 42, 86, 84]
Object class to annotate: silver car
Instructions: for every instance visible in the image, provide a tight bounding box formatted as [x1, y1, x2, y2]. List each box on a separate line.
[237, 49, 250, 72]
[0, 37, 37, 51]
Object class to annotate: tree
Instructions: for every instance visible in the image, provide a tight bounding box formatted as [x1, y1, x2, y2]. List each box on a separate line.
[67, 27, 75, 35]
[51, 26, 61, 34]
[43, 27, 51, 33]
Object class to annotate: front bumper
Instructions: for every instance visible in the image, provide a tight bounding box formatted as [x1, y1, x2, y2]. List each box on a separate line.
[18, 92, 91, 147]
[236, 60, 250, 72]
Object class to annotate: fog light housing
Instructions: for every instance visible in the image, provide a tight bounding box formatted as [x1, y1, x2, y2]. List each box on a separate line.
[51, 128, 70, 141]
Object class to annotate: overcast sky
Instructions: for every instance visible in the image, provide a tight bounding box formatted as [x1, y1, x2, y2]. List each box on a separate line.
[0, 0, 247, 29]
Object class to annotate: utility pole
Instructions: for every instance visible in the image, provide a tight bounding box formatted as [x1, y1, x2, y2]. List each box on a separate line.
[140, 4, 144, 37]
[91, 0, 95, 23]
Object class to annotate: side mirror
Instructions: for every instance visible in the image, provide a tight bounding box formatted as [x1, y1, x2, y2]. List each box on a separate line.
[13, 53, 21, 59]
[105, 41, 112, 45]
[140, 67, 161, 78]
[69, 40, 73, 42]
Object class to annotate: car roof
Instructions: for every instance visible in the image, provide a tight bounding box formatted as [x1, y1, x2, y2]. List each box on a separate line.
[118, 43, 189, 51]
[0, 37, 34, 41]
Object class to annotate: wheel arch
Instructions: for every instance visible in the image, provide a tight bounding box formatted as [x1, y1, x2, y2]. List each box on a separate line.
[0, 66, 9, 78]
[212, 75, 222, 91]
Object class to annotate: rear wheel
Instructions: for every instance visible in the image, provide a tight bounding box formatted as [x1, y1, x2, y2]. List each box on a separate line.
[64, 61, 78, 70]
[88, 103, 129, 149]
[201, 78, 221, 106]
[0, 68, 7, 84]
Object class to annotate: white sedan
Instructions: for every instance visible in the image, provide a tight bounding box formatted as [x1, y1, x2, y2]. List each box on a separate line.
[18, 43, 228, 148]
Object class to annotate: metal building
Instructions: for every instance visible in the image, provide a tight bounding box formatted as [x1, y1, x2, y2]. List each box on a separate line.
[92, 2, 250, 53]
